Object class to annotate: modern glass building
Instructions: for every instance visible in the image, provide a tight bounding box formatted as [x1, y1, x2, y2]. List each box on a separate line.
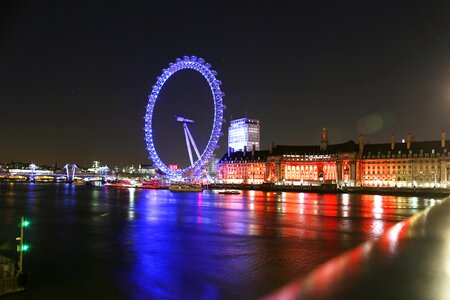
[228, 118, 260, 152]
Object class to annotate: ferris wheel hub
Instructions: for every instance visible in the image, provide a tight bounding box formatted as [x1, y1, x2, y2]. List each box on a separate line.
[175, 116, 195, 124]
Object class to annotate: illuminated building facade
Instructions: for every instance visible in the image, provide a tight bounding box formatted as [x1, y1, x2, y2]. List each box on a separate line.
[266, 140, 358, 186]
[218, 129, 450, 189]
[228, 118, 260, 152]
[218, 149, 270, 184]
[359, 132, 450, 188]
[219, 128, 358, 187]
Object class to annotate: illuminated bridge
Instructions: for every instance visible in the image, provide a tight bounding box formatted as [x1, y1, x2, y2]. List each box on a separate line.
[0, 164, 110, 183]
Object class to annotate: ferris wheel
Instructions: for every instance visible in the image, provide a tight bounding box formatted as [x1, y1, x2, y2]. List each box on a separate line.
[144, 55, 225, 178]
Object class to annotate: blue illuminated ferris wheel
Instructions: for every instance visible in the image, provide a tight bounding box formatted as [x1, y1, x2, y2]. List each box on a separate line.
[144, 56, 225, 178]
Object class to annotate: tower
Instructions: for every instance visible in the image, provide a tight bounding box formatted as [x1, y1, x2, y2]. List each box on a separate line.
[320, 128, 328, 151]
[228, 117, 260, 152]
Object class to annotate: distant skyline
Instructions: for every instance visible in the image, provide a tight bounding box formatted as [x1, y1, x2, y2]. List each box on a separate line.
[1, 0, 449, 166]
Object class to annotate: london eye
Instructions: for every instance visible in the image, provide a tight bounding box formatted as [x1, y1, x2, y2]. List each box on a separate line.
[144, 56, 225, 179]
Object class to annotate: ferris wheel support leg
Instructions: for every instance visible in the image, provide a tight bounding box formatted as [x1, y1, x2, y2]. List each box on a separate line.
[185, 125, 202, 161]
[184, 123, 194, 166]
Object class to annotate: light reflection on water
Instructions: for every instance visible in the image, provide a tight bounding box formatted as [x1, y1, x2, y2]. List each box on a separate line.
[0, 183, 435, 300]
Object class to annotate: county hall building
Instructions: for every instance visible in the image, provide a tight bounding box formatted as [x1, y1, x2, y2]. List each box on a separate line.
[217, 129, 450, 188]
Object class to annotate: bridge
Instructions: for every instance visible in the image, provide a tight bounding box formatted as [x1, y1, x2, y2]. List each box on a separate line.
[0, 164, 110, 183]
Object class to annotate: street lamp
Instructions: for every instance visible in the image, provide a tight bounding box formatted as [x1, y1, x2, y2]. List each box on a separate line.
[16, 216, 30, 274]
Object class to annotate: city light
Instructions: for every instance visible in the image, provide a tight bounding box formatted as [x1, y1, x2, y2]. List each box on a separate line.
[22, 219, 30, 228]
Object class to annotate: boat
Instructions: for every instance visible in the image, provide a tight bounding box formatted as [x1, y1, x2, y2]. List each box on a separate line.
[169, 184, 203, 192]
[218, 190, 241, 194]
[105, 179, 138, 188]
[138, 179, 162, 189]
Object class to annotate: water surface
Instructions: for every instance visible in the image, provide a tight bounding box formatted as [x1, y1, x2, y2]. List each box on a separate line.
[0, 183, 436, 299]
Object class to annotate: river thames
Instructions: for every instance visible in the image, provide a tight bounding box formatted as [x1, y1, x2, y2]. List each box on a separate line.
[0, 183, 438, 299]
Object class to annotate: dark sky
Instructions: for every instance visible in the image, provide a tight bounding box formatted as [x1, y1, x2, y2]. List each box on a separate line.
[1, 0, 450, 167]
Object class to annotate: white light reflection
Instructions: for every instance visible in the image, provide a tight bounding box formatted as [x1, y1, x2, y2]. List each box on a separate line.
[427, 199, 437, 207]
[129, 188, 136, 202]
[411, 197, 419, 209]
[341, 193, 350, 217]
[249, 190, 255, 201]
[298, 193, 305, 214]
[373, 195, 383, 219]
[371, 220, 385, 236]
[342, 193, 350, 206]
[248, 190, 255, 211]
[298, 193, 305, 204]
[387, 222, 404, 255]
[313, 199, 318, 215]
[276, 193, 282, 202]
[128, 188, 136, 220]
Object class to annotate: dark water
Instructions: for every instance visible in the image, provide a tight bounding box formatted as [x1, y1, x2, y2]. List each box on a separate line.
[0, 183, 436, 299]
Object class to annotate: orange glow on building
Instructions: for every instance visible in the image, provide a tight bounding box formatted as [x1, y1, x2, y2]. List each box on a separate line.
[217, 150, 269, 184]
[282, 160, 337, 183]
[219, 162, 267, 184]
[217, 131, 450, 189]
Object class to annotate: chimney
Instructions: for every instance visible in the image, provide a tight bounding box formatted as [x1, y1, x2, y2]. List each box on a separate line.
[320, 128, 328, 151]
[228, 147, 232, 157]
[406, 133, 412, 150]
[252, 144, 255, 157]
[390, 134, 395, 150]
[441, 131, 446, 148]
[270, 142, 276, 154]
[359, 135, 365, 154]
[243, 146, 247, 157]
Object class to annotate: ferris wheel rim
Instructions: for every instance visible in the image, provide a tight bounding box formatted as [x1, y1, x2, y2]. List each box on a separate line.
[144, 55, 225, 178]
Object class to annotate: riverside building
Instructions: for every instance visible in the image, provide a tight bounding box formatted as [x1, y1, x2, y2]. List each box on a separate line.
[359, 132, 450, 188]
[218, 146, 269, 184]
[217, 129, 450, 189]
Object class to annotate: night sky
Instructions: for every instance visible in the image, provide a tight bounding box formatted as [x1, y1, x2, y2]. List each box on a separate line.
[1, 0, 450, 167]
